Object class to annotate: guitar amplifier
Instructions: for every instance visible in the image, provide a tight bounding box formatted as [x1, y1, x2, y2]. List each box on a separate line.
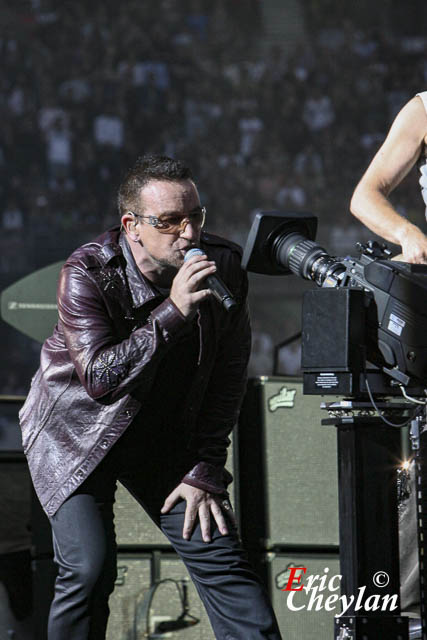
[265, 551, 341, 640]
[106, 551, 216, 639]
[0, 395, 25, 454]
[0, 396, 31, 556]
[0, 396, 33, 638]
[238, 376, 340, 549]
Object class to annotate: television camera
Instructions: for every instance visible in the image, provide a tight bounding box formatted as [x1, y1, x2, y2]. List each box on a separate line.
[242, 210, 427, 394]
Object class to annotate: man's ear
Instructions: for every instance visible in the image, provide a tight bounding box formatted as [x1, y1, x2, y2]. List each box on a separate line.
[121, 212, 140, 242]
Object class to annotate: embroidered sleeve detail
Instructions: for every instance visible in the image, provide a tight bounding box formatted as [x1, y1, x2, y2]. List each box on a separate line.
[93, 352, 129, 386]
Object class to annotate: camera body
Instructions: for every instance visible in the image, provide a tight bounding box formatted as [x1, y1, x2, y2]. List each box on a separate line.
[242, 211, 427, 391]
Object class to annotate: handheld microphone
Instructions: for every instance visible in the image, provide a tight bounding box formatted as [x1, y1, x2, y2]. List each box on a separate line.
[184, 247, 237, 312]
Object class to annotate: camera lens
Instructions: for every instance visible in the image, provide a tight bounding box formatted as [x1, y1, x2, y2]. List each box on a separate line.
[273, 232, 345, 286]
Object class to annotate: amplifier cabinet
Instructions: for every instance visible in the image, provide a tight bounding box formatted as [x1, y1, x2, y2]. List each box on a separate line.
[266, 551, 341, 640]
[0, 461, 31, 555]
[32, 552, 342, 640]
[0, 581, 33, 640]
[238, 376, 339, 548]
[32, 557, 57, 640]
[107, 552, 216, 639]
[114, 484, 168, 548]
[0, 395, 25, 453]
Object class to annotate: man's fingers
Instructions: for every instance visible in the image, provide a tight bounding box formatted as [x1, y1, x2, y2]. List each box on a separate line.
[181, 254, 210, 274]
[170, 257, 216, 317]
[191, 289, 212, 304]
[210, 501, 228, 536]
[183, 503, 198, 540]
[162, 484, 236, 542]
[191, 264, 216, 282]
[185, 263, 216, 288]
[182, 254, 215, 273]
[198, 502, 212, 542]
[160, 488, 179, 514]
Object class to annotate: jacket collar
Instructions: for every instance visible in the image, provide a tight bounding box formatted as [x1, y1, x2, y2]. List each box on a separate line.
[118, 232, 164, 309]
[93, 227, 124, 265]
[91, 227, 162, 308]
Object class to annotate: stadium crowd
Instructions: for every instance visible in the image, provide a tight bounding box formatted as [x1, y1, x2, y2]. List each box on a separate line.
[2, 0, 427, 390]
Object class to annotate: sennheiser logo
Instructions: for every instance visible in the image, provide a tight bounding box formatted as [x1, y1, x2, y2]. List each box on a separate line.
[7, 302, 57, 310]
[268, 387, 297, 411]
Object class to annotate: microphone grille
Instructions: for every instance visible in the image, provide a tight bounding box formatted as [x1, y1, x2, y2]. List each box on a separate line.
[184, 247, 204, 262]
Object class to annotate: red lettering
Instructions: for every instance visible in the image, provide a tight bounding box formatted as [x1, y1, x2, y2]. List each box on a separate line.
[282, 567, 306, 591]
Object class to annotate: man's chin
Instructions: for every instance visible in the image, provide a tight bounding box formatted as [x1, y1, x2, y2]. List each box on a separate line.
[154, 256, 182, 272]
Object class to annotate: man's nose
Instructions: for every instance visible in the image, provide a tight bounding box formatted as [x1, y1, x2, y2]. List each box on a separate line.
[179, 219, 200, 241]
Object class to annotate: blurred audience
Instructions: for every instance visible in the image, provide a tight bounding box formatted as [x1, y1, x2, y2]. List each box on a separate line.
[1, 0, 427, 382]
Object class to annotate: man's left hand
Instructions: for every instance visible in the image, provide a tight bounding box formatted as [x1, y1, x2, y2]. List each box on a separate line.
[161, 483, 235, 542]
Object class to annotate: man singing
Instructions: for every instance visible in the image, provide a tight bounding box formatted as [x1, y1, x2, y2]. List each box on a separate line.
[19, 154, 281, 639]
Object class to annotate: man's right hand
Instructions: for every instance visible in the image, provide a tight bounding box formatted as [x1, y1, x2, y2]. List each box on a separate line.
[170, 253, 216, 318]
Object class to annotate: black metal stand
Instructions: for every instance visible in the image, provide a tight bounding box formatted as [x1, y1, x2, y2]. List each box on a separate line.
[334, 615, 409, 639]
[414, 411, 427, 640]
[324, 408, 410, 640]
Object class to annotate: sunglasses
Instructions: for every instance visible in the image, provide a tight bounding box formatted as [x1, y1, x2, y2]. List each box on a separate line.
[129, 206, 206, 234]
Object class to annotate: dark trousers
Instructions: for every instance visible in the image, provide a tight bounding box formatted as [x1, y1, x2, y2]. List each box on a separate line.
[47, 422, 282, 640]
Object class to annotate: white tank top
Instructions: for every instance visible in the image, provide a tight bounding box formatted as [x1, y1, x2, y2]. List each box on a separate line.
[416, 91, 427, 218]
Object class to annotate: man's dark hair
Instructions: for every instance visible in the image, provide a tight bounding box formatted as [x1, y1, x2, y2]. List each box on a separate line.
[117, 154, 193, 216]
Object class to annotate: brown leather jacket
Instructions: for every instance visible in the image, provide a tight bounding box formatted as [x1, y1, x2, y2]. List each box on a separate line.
[19, 228, 251, 517]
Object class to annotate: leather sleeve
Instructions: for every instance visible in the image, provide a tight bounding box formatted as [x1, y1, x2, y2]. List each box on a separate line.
[182, 257, 251, 493]
[57, 262, 188, 404]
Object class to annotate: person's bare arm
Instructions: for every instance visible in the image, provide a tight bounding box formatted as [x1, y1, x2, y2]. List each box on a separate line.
[350, 96, 427, 263]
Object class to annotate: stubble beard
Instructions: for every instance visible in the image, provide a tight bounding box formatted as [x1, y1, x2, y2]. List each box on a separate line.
[149, 250, 184, 278]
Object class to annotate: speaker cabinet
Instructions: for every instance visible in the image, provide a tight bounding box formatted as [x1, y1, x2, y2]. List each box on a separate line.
[238, 376, 339, 548]
[114, 432, 237, 547]
[0, 580, 33, 640]
[266, 551, 340, 640]
[0, 397, 31, 555]
[32, 557, 56, 640]
[0, 396, 26, 453]
[114, 485, 168, 547]
[106, 552, 215, 639]
[0, 461, 31, 555]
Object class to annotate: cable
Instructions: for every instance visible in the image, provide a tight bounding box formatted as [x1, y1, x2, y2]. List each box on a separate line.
[133, 577, 199, 638]
[364, 374, 421, 428]
[399, 384, 427, 406]
[133, 578, 184, 639]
